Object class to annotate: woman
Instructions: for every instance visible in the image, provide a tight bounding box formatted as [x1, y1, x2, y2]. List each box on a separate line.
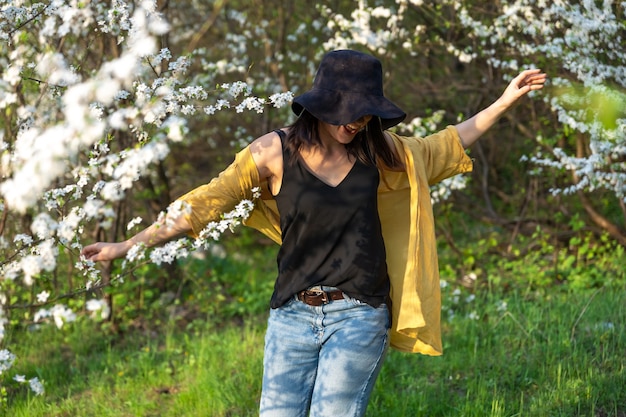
[82, 50, 546, 416]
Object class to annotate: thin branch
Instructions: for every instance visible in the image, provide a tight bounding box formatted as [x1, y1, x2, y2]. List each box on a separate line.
[22, 77, 67, 90]
[6, 3, 50, 38]
[0, 202, 8, 237]
[5, 260, 150, 311]
[184, 1, 225, 54]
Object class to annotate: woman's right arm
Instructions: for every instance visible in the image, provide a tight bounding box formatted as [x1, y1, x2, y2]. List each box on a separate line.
[81, 214, 192, 262]
[81, 130, 284, 263]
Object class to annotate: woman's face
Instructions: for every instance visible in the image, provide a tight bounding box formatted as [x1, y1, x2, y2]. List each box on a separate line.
[318, 115, 373, 145]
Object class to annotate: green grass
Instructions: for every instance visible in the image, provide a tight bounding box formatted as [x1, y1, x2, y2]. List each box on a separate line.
[6, 318, 266, 417]
[372, 287, 626, 416]
[4, 288, 625, 416]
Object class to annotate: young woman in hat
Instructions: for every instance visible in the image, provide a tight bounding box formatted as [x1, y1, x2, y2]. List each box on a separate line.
[82, 50, 546, 416]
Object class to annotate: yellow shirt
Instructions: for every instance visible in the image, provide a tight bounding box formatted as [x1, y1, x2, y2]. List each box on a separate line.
[179, 126, 473, 355]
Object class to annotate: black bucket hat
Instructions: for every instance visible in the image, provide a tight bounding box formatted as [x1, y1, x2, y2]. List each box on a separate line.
[291, 50, 406, 130]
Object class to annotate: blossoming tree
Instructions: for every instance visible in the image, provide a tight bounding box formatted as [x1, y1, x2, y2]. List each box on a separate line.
[0, 0, 295, 395]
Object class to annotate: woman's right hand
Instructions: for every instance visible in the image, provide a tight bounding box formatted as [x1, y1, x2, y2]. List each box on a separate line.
[81, 241, 133, 262]
[81, 214, 190, 263]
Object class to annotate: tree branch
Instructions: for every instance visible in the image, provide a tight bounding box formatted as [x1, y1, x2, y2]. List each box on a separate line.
[7, 3, 50, 38]
[576, 190, 626, 246]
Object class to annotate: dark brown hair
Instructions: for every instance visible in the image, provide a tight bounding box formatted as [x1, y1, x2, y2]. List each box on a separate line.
[285, 110, 402, 170]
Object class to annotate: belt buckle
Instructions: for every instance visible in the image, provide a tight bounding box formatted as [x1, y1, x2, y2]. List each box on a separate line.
[307, 289, 329, 305]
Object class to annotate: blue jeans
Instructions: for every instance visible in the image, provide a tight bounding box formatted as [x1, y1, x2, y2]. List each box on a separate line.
[260, 291, 390, 417]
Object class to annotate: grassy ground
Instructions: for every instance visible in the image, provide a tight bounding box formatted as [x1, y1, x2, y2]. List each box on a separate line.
[5, 286, 625, 416]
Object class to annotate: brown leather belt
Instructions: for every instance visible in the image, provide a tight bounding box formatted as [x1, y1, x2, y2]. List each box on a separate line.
[297, 289, 345, 306]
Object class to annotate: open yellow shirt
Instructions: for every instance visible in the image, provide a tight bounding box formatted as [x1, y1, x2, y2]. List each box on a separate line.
[179, 126, 473, 355]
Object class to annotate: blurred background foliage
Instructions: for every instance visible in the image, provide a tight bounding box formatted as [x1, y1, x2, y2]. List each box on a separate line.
[135, 0, 622, 327]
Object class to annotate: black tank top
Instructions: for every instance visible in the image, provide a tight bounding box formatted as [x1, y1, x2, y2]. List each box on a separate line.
[270, 130, 389, 308]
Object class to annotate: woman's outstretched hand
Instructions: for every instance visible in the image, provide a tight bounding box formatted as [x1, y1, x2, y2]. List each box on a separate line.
[499, 69, 547, 108]
[81, 241, 132, 262]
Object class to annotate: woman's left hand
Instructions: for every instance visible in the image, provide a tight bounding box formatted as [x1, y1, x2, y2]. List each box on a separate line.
[499, 69, 547, 108]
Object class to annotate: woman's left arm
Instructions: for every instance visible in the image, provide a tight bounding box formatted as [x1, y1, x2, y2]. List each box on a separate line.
[455, 69, 547, 149]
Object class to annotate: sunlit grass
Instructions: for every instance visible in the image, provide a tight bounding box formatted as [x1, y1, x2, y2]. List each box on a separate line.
[7, 318, 265, 417]
[5, 286, 624, 416]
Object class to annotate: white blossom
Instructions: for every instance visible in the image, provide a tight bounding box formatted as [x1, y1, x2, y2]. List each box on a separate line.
[86, 299, 111, 319]
[467, 311, 480, 321]
[496, 300, 508, 312]
[236, 97, 265, 113]
[126, 217, 143, 230]
[269, 92, 294, 108]
[31, 213, 58, 240]
[125, 243, 146, 263]
[0, 349, 16, 375]
[36, 291, 50, 304]
[29, 377, 45, 396]
[35, 304, 76, 329]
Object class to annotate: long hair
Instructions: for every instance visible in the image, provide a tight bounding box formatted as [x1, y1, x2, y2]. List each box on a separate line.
[284, 110, 402, 170]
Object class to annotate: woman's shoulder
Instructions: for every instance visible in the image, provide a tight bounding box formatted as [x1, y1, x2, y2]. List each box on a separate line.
[248, 129, 286, 182]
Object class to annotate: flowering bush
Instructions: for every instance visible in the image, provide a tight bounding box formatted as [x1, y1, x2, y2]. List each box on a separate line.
[0, 0, 290, 396]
